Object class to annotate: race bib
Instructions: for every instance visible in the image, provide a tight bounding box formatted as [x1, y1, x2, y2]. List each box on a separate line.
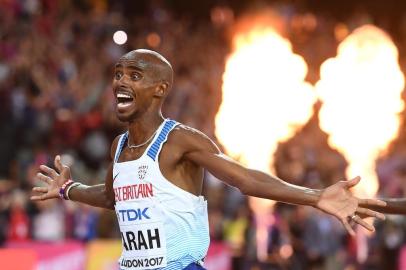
[116, 202, 167, 269]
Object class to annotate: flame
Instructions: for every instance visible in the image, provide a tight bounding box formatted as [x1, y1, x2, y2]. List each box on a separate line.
[316, 25, 404, 197]
[216, 19, 316, 261]
[216, 25, 316, 175]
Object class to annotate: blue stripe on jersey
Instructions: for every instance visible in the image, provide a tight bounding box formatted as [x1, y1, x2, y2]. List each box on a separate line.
[114, 132, 128, 163]
[147, 120, 177, 161]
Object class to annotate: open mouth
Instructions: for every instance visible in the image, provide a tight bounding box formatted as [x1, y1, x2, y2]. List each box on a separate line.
[116, 92, 134, 108]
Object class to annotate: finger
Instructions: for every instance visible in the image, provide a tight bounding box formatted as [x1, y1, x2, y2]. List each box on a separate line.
[359, 198, 387, 207]
[344, 176, 361, 188]
[39, 165, 58, 178]
[356, 207, 386, 220]
[30, 193, 51, 201]
[32, 187, 48, 193]
[30, 195, 42, 201]
[353, 215, 374, 232]
[341, 218, 355, 236]
[36, 173, 53, 185]
[54, 155, 63, 173]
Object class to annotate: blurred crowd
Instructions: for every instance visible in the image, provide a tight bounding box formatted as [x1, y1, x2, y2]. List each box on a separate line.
[1, 0, 406, 269]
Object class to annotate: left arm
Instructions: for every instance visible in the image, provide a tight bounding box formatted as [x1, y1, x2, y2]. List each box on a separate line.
[178, 126, 385, 234]
[192, 151, 322, 206]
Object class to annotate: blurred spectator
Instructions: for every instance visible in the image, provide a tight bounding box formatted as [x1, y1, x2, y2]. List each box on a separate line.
[32, 200, 65, 241]
[7, 190, 30, 242]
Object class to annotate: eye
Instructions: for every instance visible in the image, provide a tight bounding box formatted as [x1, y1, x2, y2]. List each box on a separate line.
[114, 71, 123, 80]
[131, 72, 141, 81]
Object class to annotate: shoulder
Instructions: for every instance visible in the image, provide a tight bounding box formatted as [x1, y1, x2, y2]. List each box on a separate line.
[168, 124, 220, 154]
[110, 133, 124, 159]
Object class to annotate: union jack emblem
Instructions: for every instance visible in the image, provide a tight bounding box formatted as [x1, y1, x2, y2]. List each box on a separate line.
[138, 165, 148, 180]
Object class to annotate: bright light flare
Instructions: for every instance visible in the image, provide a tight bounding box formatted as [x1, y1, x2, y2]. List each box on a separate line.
[216, 26, 316, 175]
[316, 25, 404, 197]
[113, 30, 128, 45]
[216, 21, 316, 261]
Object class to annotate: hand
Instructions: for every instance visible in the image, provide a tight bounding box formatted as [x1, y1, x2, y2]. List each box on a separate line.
[31, 155, 72, 201]
[316, 176, 386, 236]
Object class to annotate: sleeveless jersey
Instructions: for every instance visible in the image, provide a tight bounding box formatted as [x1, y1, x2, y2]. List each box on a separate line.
[113, 119, 210, 270]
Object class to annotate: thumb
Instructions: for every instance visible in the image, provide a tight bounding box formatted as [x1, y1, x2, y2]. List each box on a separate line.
[344, 176, 361, 189]
[54, 155, 63, 173]
[55, 155, 71, 180]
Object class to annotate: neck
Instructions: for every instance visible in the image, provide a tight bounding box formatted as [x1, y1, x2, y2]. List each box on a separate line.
[127, 112, 164, 145]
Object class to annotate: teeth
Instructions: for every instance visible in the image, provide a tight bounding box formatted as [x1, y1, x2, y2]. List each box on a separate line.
[118, 102, 132, 109]
[117, 93, 132, 99]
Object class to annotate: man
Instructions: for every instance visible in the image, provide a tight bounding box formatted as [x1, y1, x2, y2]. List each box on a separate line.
[32, 49, 386, 270]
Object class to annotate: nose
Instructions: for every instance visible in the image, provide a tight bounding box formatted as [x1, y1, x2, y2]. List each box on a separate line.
[117, 75, 131, 89]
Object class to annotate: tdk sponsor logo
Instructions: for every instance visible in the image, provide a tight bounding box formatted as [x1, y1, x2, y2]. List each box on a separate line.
[117, 208, 151, 222]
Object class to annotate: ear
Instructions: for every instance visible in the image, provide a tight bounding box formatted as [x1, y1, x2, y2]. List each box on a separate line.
[154, 82, 168, 97]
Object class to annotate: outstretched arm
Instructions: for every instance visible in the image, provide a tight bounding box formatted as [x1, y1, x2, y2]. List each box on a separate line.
[31, 155, 115, 210]
[178, 126, 386, 235]
[360, 198, 406, 215]
[31, 137, 119, 210]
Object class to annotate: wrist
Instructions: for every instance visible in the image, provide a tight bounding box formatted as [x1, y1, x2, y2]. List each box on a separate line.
[59, 179, 74, 200]
[65, 182, 81, 200]
[311, 189, 322, 207]
[59, 179, 81, 200]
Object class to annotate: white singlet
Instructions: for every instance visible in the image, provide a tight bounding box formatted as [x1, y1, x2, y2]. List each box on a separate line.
[113, 119, 210, 270]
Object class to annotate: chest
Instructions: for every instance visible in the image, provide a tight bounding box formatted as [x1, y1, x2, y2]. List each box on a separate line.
[116, 141, 185, 182]
[120, 140, 181, 164]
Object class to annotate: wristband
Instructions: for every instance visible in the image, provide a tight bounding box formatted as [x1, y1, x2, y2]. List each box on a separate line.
[59, 179, 74, 200]
[65, 182, 81, 200]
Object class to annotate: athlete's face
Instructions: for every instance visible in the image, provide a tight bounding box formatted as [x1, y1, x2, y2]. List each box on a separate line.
[112, 56, 160, 122]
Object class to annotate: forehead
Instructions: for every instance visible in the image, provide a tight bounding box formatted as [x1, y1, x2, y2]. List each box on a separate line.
[115, 55, 151, 70]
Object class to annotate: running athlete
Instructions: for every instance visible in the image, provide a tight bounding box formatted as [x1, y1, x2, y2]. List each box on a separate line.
[31, 49, 386, 270]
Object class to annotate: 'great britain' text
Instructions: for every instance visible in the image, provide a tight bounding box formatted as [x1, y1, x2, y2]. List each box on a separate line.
[114, 183, 153, 201]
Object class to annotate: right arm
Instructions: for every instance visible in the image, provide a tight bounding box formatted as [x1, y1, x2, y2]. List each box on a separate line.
[67, 162, 115, 210]
[31, 136, 119, 210]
